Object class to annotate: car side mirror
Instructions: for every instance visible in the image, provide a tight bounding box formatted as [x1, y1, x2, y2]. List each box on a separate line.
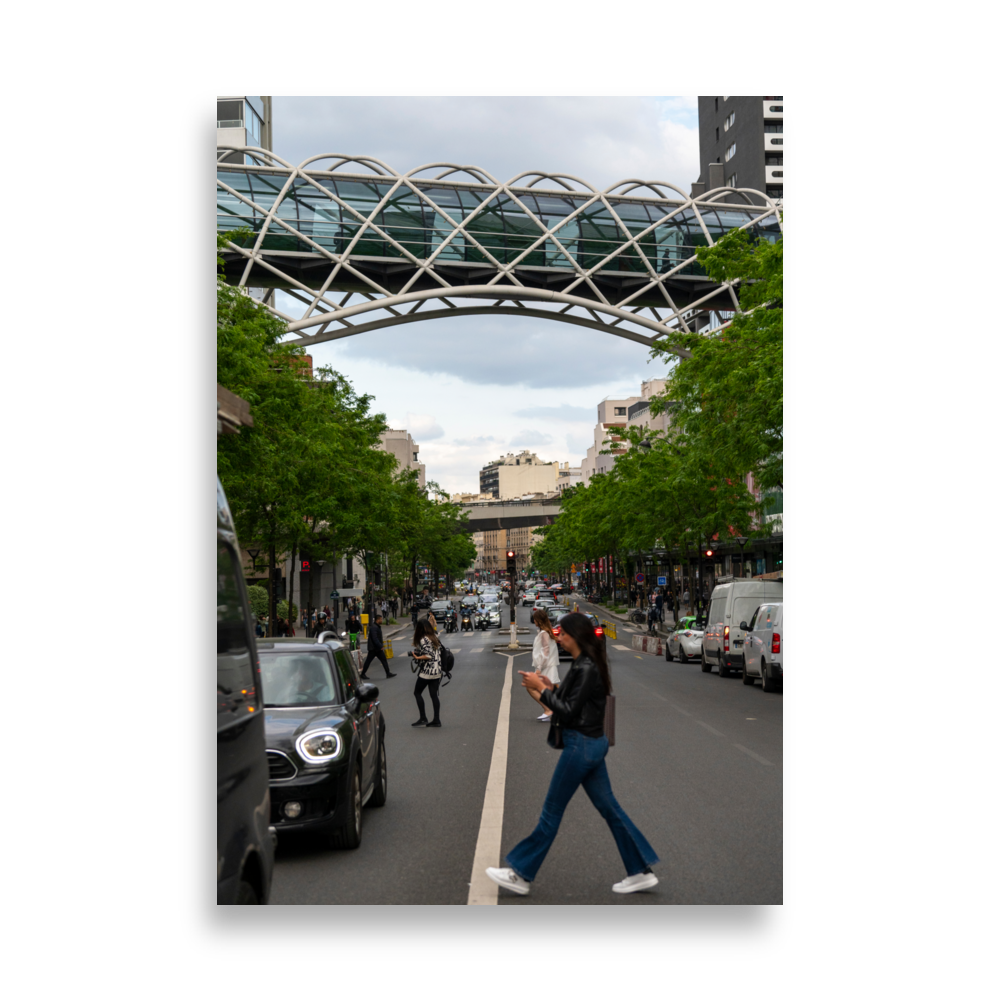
[740, 621, 749, 630]
[357, 682, 379, 703]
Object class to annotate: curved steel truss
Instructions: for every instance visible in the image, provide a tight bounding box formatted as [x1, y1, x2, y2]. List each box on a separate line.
[217, 146, 782, 355]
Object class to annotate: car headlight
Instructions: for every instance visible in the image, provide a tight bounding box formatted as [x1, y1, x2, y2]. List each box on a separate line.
[295, 728, 344, 763]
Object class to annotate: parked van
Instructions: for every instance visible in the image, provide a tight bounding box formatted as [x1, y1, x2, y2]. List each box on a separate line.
[701, 579, 783, 676]
[742, 601, 783, 692]
[218, 477, 275, 904]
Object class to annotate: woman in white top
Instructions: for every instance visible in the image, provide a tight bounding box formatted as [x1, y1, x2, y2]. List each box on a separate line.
[531, 609, 561, 722]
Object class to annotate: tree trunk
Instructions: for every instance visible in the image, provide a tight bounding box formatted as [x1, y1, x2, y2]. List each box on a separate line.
[288, 541, 297, 631]
[267, 539, 276, 638]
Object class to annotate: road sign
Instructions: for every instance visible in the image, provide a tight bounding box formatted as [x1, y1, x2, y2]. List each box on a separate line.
[657, 576, 667, 586]
[329, 591, 339, 599]
[635, 572, 645, 583]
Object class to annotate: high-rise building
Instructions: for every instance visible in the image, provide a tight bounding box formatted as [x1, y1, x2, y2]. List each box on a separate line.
[379, 429, 426, 489]
[217, 96, 272, 164]
[479, 451, 558, 499]
[580, 395, 640, 486]
[693, 96, 783, 204]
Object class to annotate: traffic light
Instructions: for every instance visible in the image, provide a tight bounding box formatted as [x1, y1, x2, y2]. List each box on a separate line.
[705, 548, 714, 558]
[506, 550, 517, 574]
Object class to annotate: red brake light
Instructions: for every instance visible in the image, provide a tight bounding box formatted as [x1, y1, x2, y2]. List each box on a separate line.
[595, 627, 604, 636]
[552, 626, 561, 635]
[724, 625, 730, 653]
[771, 632, 780, 654]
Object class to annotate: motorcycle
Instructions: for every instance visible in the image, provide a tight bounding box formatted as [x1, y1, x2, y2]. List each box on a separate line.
[461, 611, 474, 632]
[445, 614, 457, 634]
[475, 609, 489, 631]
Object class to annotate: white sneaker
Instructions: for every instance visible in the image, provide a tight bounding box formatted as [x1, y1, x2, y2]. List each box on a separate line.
[612, 871, 659, 894]
[485, 867, 531, 895]
[537, 713, 551, 721]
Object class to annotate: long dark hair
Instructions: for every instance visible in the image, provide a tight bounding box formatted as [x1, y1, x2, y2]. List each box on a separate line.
[413, 619, 440, 648]
[558, 612, 611, 694]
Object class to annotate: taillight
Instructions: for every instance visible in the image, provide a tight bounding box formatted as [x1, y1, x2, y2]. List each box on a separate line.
[724, 625, 730, 653]
[552, 626, 561, 635]
[595, 627, 604, 636]
[771, 632, 780, 654]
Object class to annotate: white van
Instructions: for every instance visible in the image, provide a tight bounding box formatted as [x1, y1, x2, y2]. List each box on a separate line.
[701, 579, 783, 677]
[742, 601, 783, 692]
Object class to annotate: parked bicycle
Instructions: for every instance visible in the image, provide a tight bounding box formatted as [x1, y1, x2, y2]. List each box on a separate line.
[627, 608, 647, 625]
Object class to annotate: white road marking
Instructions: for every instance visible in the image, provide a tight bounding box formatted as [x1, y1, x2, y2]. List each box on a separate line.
[471, 647, 484, 653]
[697, 721, 726, 737]
[613, 644, 631, 651]
[733, 744, 774, 766]
[467, 652, 525, 905]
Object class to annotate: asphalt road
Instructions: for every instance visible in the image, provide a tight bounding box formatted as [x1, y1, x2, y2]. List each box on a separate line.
[269, 597, 782, 905]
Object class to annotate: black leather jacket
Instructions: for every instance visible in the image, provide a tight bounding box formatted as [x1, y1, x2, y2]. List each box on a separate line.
[367, 622, 383, 652]
[539, 654, 606, 738]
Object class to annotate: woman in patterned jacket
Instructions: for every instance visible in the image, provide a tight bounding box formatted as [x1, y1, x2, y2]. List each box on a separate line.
[408, 619, 443, 728]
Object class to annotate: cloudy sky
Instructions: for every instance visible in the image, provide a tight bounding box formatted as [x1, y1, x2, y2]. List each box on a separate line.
[269, 97, 699, 494]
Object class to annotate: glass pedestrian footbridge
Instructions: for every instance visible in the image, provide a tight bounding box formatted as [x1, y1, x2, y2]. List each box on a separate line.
[217, 147, 782, 353]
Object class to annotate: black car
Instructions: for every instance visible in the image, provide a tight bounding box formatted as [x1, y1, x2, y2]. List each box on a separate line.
[217, 478, 275, 904]
[258, 637, 387, 849]
[430, 600, 456, 625]
[549, 609, 608, 660]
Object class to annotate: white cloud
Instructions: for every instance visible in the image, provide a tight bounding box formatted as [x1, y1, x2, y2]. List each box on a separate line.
[397, 412, 444, 441]
[510, 429, 554, 447]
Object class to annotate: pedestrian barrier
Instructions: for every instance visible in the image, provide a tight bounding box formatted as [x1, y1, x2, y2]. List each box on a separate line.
[631, 634, 662, 656]
[602, 620, 618, 640]
[385, 639, 394, 659]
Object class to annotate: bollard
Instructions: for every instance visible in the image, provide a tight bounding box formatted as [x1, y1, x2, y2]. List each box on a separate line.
[385, 639, 394, 660]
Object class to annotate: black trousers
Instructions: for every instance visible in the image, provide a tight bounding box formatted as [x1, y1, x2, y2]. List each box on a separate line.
[413, 676, 441, 722]
[361, 649, 391, 677]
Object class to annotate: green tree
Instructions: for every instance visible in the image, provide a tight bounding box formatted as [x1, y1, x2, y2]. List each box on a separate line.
[652, 225, 782, 492]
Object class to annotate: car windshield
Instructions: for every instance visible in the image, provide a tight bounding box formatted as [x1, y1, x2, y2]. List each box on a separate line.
[259, 651, 341, 706]
[431, 602, 450, 611]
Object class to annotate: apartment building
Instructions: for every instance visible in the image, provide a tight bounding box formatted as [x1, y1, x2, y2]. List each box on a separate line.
[694, 96, 783, 203]
[479, 450, 558, 499]
[379, 428, 427, 489]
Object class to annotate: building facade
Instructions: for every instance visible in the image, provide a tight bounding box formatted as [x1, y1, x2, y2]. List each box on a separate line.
[217, 96, 272, 163]
[379, 428, 427, 489]
[556, 461, 582, 494]
[479, 450, 558, 499]
[694, 96, 783, 204]
[581, 395, 639, 486]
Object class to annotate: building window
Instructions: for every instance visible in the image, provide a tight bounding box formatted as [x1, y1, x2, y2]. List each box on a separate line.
[771, 170, 783, 178]
[765, 154, 784, 165]
[766, 186, 783, 198]
[715, 126, 719, 141]
[614, 407, 627, 416]
[724, 111, 735, 131]
[413, 452, 419, 461]
[767, 105, 783, 113]
[724, 143, 736, 162]
[714, 97, 718, 112]
[727, 174, 737, 187]
[763, 96, 783, 100]
[764, 123, 784, 133]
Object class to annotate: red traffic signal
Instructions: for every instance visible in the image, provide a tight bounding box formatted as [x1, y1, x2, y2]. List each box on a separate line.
[705, 549, 714, 558]
[506, 550, 515, 559]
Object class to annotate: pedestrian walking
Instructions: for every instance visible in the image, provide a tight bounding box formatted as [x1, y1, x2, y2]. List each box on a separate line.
[485, 612, 659, 897]
[360, 614, 396, 679]
[408, 619, 442, 728]
[530, 609, 561, 722]
[410, 602, 419, 626]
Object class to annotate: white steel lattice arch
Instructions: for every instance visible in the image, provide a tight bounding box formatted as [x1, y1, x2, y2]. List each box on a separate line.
[217, 146, 783, 357]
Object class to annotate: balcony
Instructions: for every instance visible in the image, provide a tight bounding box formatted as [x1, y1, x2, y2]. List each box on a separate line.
[762, 101, 783, 120]
[764, 134, 784, 152]
[765, 165, 784, 184]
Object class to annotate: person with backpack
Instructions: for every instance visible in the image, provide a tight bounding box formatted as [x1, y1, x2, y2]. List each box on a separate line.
[346, 607, 361, 650]
[407, 619, 443, 728]
[485, 612, 659, 897]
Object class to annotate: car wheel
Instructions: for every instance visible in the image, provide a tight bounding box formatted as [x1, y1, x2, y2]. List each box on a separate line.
[234, 879, 259, 904]
[331, 763, 362, 850]
[719, 660, 729, 677]
[665, 641, 674, 662]
[678, 643, 689, 664]
[369, 735, 388, 807]
[742, 661, 755, 685]
[761, 660, 777, 693]
[700, 651, 711, 673]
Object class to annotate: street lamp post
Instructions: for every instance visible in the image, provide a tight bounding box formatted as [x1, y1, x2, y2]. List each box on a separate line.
[735, 537, 748, 578]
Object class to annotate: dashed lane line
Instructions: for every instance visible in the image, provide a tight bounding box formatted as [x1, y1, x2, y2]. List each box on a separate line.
[733, 744, 774, 766]
[471, 647, 484, 653]
[612, 644, 631, 651]
[467, 651, 529, 905]
[696, 721, 726, 737]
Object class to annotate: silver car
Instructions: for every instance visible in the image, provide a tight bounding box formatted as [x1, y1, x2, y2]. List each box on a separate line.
[741, 601, 782, 692]
[479, 601, 504, 628]
[664, 616, 704, 663]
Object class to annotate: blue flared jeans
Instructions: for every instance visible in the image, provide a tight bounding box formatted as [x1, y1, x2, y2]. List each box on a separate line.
[505, 729, 659, 882]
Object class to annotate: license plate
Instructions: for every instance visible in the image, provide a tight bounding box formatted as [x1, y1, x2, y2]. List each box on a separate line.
[734, 640, 743, 647]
